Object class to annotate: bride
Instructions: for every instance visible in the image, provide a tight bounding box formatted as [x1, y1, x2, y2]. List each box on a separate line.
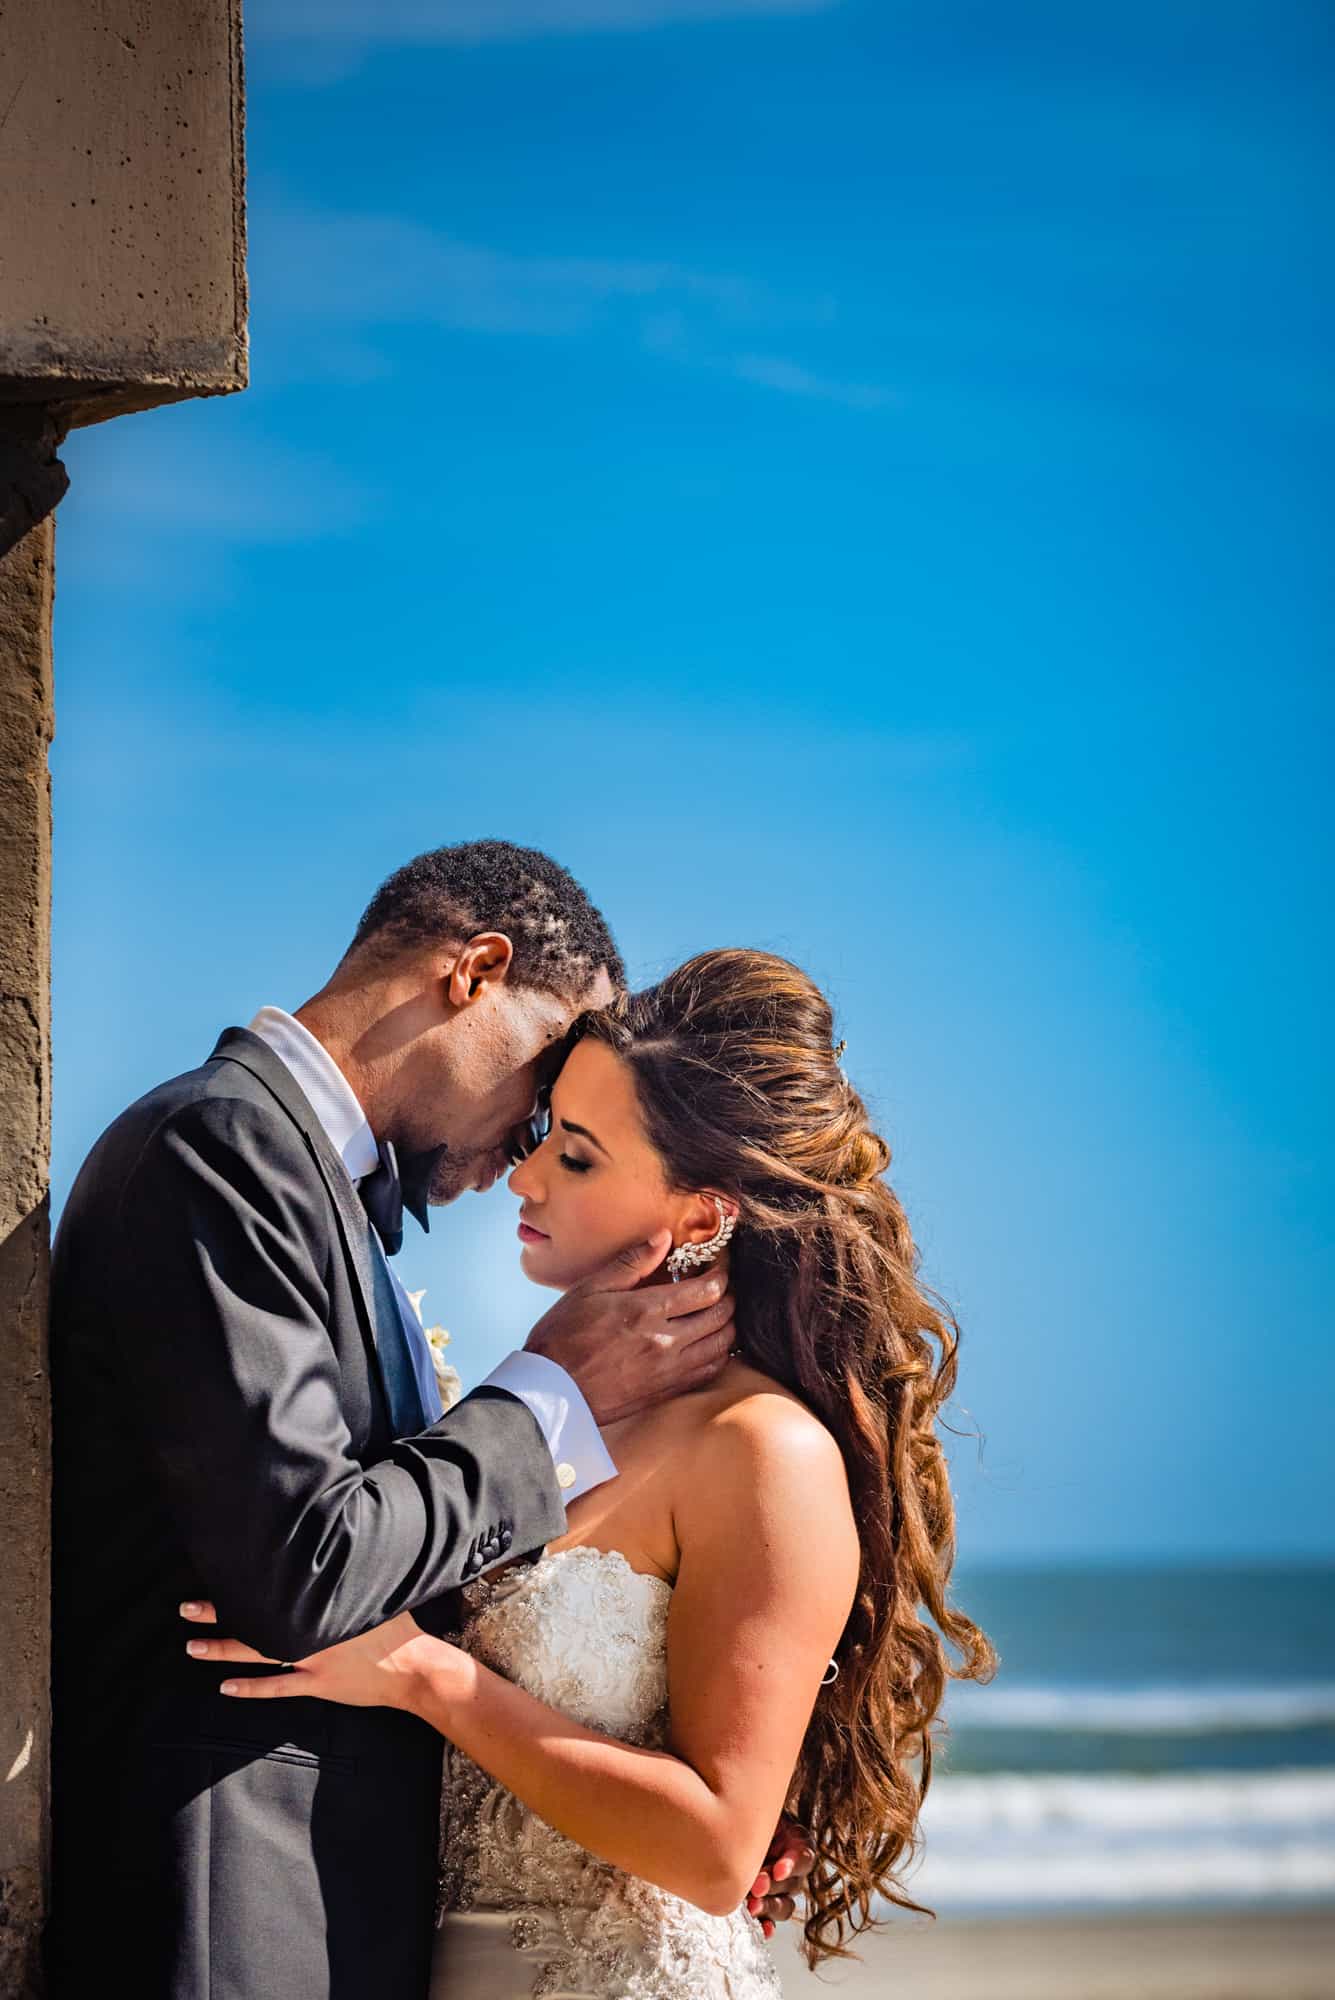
[188, 948, 993, 1996]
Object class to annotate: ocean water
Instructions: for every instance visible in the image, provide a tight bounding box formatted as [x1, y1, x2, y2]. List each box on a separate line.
[904, 1562, 1335, 1916]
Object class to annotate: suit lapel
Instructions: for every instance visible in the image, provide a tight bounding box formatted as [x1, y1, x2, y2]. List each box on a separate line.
[208, 1029, 397, 1424]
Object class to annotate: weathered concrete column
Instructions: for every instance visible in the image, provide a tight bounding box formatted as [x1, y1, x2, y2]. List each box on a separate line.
[0, 6, 247, 1988]
[0, 431, 58, 2000]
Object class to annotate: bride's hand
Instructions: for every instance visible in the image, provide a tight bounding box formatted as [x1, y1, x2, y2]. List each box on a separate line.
[179, 1601, 451, 1710]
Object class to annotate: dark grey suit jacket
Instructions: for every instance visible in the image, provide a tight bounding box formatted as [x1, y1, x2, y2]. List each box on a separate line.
[48, 1029, 565, 2000]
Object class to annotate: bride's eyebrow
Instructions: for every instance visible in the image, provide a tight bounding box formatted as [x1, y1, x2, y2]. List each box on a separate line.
[559, 1118, 611, 1160]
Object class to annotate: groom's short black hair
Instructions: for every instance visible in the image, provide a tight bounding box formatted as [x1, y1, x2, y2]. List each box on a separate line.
[346, 839, 625, 999]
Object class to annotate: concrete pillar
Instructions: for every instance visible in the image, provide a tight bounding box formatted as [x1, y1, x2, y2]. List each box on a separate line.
[0, 492, 55, 2000]
[0, 440, 57, 2000]
[0, 6, 247, 1986]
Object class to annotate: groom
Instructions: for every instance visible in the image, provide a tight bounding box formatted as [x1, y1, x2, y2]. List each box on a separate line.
[48, 841, 802, 2000]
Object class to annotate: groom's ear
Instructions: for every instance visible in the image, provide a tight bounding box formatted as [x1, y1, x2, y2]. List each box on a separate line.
[445, 932, 515, 1008]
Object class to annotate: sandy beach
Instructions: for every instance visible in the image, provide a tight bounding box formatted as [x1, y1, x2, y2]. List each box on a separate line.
[774, 1907, 1335, 1999]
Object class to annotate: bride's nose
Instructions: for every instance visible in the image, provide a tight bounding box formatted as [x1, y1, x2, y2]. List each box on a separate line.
[508, 1155, 541, 1201]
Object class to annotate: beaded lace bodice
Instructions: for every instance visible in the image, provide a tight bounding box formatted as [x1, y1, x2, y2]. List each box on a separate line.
[437, 1544, 782, 1998]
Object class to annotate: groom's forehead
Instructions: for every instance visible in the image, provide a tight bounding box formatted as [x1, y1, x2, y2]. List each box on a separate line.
[505, 992, 579, 1069]
[521, 963, 615, 1032]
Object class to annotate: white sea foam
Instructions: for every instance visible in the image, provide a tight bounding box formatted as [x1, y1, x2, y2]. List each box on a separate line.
[925, 1768, 1335, 1835]
[909, 1840, 1335, 1908]
[946, 1680, 1335, 1734]
[905, 1767, 1335, 1911]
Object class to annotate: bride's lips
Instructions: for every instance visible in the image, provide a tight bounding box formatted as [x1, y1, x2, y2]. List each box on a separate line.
[517, 1219, 549, 1244]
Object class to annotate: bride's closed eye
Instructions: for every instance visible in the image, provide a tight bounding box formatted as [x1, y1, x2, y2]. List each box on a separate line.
[558, 1152, 593, 1175]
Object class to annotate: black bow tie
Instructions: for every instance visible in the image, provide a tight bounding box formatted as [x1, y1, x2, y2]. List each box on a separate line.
[358, 1140, 433, 1256]
[358, 1141, 406, 1256]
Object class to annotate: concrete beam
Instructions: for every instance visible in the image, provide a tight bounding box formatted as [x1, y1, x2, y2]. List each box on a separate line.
[0, 0, 247, 429]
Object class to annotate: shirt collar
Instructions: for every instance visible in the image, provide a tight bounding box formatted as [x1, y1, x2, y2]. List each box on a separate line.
[246, 1006, 380, 1182]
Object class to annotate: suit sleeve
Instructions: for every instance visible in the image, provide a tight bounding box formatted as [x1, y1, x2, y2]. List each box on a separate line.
[113, 1096, 566, 1661]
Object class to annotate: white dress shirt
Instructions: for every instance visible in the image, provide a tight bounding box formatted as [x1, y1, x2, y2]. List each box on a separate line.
[246, 1007, 616, 1508]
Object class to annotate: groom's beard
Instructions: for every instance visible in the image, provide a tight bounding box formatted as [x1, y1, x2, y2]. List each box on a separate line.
[402, 1142, 508, 1209]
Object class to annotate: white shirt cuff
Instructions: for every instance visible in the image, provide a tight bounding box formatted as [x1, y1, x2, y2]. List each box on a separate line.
[479, 1350, 618, 1507]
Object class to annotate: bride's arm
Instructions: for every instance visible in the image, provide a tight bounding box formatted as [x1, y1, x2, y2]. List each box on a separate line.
[419, 1399, 855, 1912]
[199, 1395, 858, 1914]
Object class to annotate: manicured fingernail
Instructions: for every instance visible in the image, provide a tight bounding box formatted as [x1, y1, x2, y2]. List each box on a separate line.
[186, 1640, 208, 1657]
[774, 1858, 793, 1880]
[219, 1681, 238, 1695]
[180, 1602, 203, 1616]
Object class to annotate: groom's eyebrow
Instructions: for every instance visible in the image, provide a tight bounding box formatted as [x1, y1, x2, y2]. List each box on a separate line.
[560, 1119, 611, 1159]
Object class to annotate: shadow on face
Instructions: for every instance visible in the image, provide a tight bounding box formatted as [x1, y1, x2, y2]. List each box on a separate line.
[413, 964, 618, 1208]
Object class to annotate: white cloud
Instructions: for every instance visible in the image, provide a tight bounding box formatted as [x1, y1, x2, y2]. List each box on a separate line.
[255, 209, 767, 338]
[731, 352, 899, 411]
[253, 206, 891, 410]
[259, 0, 839, 44]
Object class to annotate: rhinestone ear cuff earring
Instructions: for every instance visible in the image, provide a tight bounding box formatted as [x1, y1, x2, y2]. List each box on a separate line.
[666, 1196, 737, 1282]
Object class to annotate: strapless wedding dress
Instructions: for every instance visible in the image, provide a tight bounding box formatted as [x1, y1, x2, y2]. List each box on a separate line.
[431, 1544, 783, 1999]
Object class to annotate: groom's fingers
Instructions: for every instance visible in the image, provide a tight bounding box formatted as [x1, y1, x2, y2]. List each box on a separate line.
[525, 1241, 735, 1422]
[636, 1276, 734, 1403]
[577, 1228, 673, 1293]
[663, 1286, 735, 1382]
[763, 1821, 816, 1885]
[758, 1898, 793, 1929]
[666, 1291, 733, 1346]
[680, 1327, 735, 1390]
[744, 1820, 815, 1927]
[658, 1260, 732, 1325]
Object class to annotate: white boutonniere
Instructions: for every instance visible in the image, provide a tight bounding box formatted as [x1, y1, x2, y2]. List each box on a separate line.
[405, 1288, 463, 1411]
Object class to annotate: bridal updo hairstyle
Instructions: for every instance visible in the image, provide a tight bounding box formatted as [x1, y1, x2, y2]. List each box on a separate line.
[567, 948, 995, 1965]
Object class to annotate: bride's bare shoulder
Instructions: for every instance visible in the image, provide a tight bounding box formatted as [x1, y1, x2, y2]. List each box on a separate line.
[693, 1360, 849, 1488]
[674, 1363, 857, 1583]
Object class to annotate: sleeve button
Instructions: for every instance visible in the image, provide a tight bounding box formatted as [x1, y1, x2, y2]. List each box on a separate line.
[556, 1462, 577, 1491]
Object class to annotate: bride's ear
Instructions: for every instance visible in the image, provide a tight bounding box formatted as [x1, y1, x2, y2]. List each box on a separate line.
[674, 1191, 739, 1248]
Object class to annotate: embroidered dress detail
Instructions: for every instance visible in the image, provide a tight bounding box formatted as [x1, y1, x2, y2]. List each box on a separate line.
[435, 1545, 781, 1999]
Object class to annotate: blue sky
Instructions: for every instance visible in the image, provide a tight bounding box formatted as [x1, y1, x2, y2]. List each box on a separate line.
[51, 0, 1332, 1562]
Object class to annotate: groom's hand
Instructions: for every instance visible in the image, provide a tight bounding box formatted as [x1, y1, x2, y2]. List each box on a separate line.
[746, 1817, 817, 1935]
[525, 1230, 735, 1425]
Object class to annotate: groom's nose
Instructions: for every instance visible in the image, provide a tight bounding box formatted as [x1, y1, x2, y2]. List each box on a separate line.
[504, 1082, 552, 1166]
[505, 1114, 541, 1167]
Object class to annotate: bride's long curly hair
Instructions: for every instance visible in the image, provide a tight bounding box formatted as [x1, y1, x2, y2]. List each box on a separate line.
[567, 948, 995, 1964]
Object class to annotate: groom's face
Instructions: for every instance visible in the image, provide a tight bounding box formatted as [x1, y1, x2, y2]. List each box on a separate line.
[395, 963, 617, 1207]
